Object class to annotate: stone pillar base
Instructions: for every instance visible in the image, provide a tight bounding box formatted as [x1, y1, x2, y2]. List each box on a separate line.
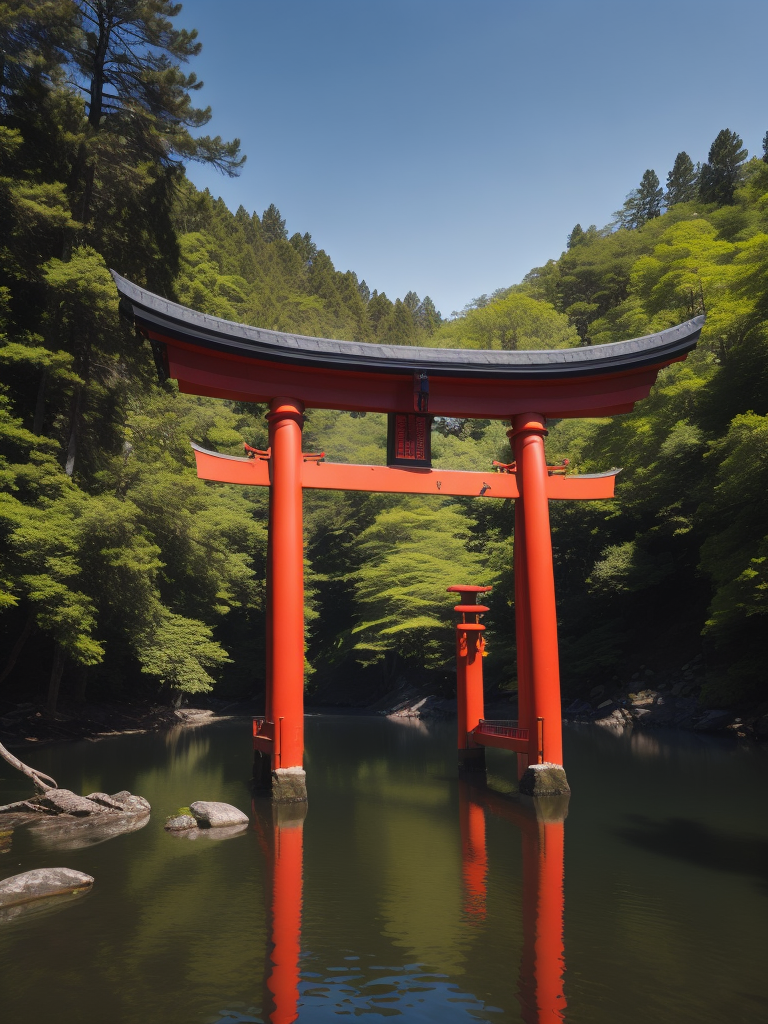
[272, 767, 308, 804]
[518, 762, 570, 797]
[458, 746, 486, 774]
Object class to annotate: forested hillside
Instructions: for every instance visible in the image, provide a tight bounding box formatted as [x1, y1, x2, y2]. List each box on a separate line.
[2, 3, 768, 720]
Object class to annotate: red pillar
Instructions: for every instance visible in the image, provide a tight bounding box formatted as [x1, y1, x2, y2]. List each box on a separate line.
[458, 781, 488, 921]
[519, 818, 567, 1022]
[267, 398, 305, 773]
[514, 497, 533, 776]
[510, 415, 563, 767]
[264, 813, 304, 1024]
[464, 627, 486, 737]
[448, 585, 490, 772]
[265, 415, 275, 727]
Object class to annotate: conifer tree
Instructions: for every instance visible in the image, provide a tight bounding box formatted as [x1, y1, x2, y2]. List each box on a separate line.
[762, 130, 768, 164]
[289, 231, 317, 266]
[699, 129, 747, 205]
[416, 296, 441, 335]
[665, 152, 699, 206]
[567, 224, 585, 249]
[262, 203, 287, 243]
[614, 170, 662, 229]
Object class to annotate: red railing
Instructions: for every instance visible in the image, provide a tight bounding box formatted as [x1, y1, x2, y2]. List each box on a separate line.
[253, 716, 277, 754]
[475, 719, 529, 741]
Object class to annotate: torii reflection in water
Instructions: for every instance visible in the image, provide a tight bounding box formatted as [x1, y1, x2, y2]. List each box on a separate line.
[251, 781, 567, 1024]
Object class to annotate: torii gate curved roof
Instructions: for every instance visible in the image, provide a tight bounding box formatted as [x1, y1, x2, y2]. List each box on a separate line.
[112, 271, 703, 419]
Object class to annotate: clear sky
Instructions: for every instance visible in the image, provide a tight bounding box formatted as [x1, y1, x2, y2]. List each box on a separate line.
[178, 0, 768, 319]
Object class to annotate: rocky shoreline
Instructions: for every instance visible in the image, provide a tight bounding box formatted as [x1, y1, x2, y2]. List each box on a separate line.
[0, 699, 238, 751]
[355, 656, 768, 741]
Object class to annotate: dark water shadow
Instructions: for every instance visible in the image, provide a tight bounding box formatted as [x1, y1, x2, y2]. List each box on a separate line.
[616, 815, 768, 892]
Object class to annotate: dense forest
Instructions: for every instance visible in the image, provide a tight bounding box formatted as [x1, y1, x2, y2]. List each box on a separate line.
[2, 2, 768, 721]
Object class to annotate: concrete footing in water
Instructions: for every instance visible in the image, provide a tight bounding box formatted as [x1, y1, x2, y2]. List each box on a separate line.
[518, 762, 570, 797]
[272, 767, 308, 804]
[253, 754, 308, 803]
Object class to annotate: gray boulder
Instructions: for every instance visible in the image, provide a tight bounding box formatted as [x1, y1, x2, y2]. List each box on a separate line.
[84, 792, 129, 812]
[108, 791, 151, 814]
[38, 789, 106, 816]
[189, 801, 249, 828]
[0, 867, 93, 909]
[164, 814, 197, 831]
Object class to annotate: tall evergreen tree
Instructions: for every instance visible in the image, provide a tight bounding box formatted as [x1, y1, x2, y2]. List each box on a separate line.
[637, 169, 663, 223]
[665, 152, 698, 206]
[762, 130, 768, 165]
[699, 129, 747, 205]
[416, 296, 441, 335]
[262, 203, 287, 243]
[614, 170, 662, 229]
[567, 224, 585, 249]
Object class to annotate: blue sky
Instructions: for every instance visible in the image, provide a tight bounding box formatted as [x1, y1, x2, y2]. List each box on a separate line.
[178, 0, 768, 319]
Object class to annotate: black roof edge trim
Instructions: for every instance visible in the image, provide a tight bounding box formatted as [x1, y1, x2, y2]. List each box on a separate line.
[112, 271, 702, 381]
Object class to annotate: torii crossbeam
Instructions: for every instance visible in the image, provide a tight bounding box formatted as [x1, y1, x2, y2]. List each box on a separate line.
[112, 270, 702, 801]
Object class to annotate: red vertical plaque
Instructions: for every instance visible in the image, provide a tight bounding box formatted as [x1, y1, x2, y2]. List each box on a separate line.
[387, 413, 432, 467]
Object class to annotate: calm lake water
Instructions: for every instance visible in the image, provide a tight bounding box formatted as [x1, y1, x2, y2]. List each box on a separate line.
[1, 716, 767, 1023]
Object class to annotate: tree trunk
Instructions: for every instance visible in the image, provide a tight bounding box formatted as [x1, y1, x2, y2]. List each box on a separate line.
[64, 385, 82, 477]
[46, 644, 66, 718]
[0, 613, 35, 686]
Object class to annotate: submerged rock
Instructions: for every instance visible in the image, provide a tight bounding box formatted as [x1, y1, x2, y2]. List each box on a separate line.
[0, 867, 93, 910]
[26, 811, 149, 851]
[189, 801, 249, 828]
[169, 822, 249, 841]
[164, 814, 197, 831]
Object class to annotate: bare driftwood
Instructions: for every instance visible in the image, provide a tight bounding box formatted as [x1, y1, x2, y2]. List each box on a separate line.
[0, 741, 57, 793]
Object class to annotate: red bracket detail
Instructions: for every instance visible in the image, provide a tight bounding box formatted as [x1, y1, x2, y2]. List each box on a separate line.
[244, 443, 271, 460]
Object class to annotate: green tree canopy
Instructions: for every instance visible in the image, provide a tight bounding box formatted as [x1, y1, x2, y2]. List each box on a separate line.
[699, 129, 747, 206]
[665, 152, 698, 206]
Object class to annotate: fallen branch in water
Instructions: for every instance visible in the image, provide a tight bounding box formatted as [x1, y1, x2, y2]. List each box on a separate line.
[0, 741, 57, 792]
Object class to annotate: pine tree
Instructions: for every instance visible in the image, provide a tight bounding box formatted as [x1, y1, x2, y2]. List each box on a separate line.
[262, 203, 287, 243]
[289, 231, 317, 266]
[665, 152, 699, 206]
[699, 129, 747, 205]
[416, 296, 441, 335]
[637, 169, 663, 223]
[614, 170, 662, 229]
[567, 224, 585, 249]
[762, 130, 768, 165]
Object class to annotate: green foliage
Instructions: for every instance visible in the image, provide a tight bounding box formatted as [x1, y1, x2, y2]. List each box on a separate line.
[665, 152, 699, 207]
[699, 129, 748, 206]
[136, 612, 230, 693]
[350, 502, 488, 669]
[614, 169, 663, 229]
[429, 293, 578, 351]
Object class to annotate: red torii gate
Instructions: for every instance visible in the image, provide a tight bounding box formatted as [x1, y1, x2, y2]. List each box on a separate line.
[112, 271, 702, 801]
